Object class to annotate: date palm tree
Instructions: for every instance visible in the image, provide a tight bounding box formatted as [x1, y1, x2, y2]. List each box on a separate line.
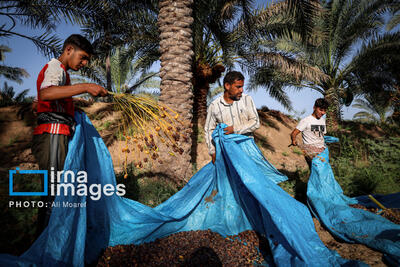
[352, 94, 393, 124]
[72, 46, 159, 95]
[245, 0, 398, 131]
[0, 0, 100, 56]
[0, 81, 32, 107]
[81, 0, 158, 91]
[387, 1, 400, 31]
[236, 0, 326, 110]
[0, 45, 29, 83]
[191, 0, 255, 123]
[157, 0, 322, 180]
[157, 0, 194, 181]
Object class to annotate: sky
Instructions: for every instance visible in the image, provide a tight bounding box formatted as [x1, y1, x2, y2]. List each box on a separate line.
[0, 4, 360, 120]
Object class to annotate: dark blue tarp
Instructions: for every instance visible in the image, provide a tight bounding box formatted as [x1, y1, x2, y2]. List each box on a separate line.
[307, 137, 400, 266]
[1, 113, 363, 266]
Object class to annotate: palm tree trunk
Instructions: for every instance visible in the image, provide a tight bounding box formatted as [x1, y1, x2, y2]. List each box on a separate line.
[106, 52, 111, 91]
[193, 80, 209, 124]
[193, 63, 225, 124]
[325, 87, 340, 131]
[158, 0, 194, 182]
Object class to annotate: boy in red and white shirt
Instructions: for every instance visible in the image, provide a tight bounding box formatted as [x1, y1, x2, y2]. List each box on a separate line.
[32, 34, 108, 236]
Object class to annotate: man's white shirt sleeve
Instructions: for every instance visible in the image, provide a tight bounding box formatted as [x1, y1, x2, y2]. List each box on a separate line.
[234, 95, 260, 134]
[204, 103, 217, 155]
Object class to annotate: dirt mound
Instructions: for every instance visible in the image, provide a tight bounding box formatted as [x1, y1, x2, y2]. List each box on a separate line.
[0, 105, 38, 177]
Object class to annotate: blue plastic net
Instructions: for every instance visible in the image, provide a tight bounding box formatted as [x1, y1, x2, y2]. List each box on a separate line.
[307, 137, 400, 266]
[1, 113, 364, 266]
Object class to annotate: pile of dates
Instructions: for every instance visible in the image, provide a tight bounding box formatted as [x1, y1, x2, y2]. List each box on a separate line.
[97, 230, 272, 267]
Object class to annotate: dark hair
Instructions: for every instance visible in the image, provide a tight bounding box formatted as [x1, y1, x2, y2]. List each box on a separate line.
[223, 71, 244, 88]
[62, 34, 94, 55]
[314, 98, 329, 109]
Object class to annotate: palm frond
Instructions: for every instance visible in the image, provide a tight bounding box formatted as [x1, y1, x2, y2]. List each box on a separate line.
[0, 65, 29, 84]
[14, 88, 30, 103]
[387, 12, 400, 31]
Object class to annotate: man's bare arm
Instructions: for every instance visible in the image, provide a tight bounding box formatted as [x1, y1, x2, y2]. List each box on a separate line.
[290, 128, 301, 146]
[39, 83, 108, 101]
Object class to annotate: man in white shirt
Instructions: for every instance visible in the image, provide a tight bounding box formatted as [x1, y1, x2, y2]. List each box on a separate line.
[205, 71, 260, 164]
[290, 98, 329, 167]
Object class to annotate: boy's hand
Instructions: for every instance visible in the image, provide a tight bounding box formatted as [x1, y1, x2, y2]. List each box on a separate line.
[86, 84, 108, 97]
[223, 126, 234, 135]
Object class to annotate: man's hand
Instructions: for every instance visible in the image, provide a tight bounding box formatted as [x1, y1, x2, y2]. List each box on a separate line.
[211, 153, 216, 164]
[290, 129, 300, 146]
[86, 84, 108, 97]
[223, 125, 234, 135]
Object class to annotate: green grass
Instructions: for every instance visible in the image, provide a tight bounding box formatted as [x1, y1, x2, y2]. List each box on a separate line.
[291, 147, 303, 155]
[282, 151, 289, 157]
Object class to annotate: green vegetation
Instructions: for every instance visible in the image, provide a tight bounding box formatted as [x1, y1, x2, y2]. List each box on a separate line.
[292, 147, 303, 156]
[278, 126, 400, 201]
[330, 134, 400, 197]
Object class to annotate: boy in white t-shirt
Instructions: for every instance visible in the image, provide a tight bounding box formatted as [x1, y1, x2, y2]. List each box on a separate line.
[290, 98, 329, 167]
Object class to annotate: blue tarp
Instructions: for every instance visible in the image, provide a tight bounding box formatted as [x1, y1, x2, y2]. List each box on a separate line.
[1, 113, 363, 266]
[307, 137, 400, 266]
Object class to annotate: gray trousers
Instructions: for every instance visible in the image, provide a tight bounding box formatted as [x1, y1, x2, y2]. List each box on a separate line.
[31, 133, 69, 236]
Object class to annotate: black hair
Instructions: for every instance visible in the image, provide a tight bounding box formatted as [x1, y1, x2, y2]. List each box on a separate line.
[223, 71, 244, 88]
[314, 98, 329, 109]
[62, 34, 94, 55]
